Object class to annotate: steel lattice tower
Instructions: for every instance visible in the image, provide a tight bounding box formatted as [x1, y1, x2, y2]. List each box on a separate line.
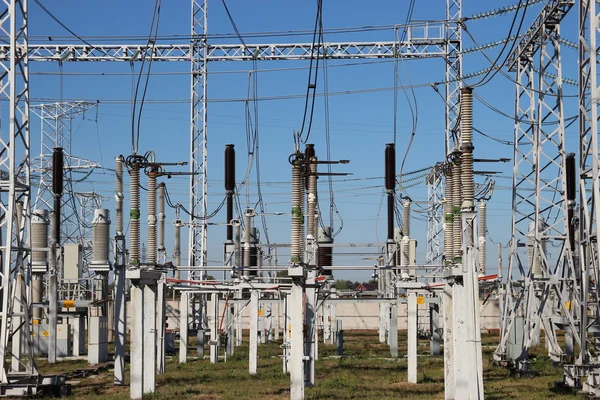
[0, 0, 38, 386]
[495, 0, 575, 368]
[31, 102, 99, 279]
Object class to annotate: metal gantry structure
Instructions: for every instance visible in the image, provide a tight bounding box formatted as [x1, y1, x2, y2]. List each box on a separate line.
[494, 0, 576, 371]
[0, 0, 536, 398]
[31, 102, 99, 281]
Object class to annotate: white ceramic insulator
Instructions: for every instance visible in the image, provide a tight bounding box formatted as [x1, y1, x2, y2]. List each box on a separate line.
[403, 201, 411, 238]
[92, 209, 111, 264]
[444, 174, 453, 264]
[478, 201, 487, 275]
[147, 173, 157, 265]
[291, 160, 304, 262]
[115, 156, 124, 235]
[32, 209, 49, 266]
[452, 160, 462, 260]
[129, 164, 140, 265]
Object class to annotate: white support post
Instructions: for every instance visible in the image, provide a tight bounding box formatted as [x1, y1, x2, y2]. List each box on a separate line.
[407, 291, 418, 383]
[430, 302, 441, 356]
[389, 302, 398, 358]
[156, 276, 166, 374]
[114, 235, 126, 385]
[290, 281, 305, 400]
[179, 292, 189, 364]
[48, 271, 57, 364]
[443, 285, 455, 399]
[249, 290, 259, 375]
[130, 285, 144, 400]
[210, 293, 219, 364]
[226, 301, 234, 357]
[274, 299, 281, 341]
[305, 270, 316, 387]
[143, 284, 157, 395]
[235, 290, 243, 346]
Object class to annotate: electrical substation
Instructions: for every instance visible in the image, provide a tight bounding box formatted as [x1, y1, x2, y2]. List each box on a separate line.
[0, 0, 597, 399]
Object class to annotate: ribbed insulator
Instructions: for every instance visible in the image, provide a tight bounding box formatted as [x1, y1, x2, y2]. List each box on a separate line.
[460, 87, 473, 144]
[291, 159, 304, 263]
[478, 201, 487, 275]
[92, 209, 111, 264]
[158, 183, 165, 253]
[462, 152, 474, 208]
[401, 237, 410, 268]
[31, 209, 49, 266]
[403, 201, 411, 238]
[444, 173, 454, 264]
[115, 156, 124, 235]
[460, 88, 475, 210]
[452, 160, 462, 260]
[248, 246, 258, 276]
[147, 173, 157, 265]
[129, 164, 140, 265]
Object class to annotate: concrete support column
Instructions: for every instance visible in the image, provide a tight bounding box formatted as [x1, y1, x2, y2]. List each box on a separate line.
[274, 299, 281, 341]
[142, 284, 157, 395]
[235, 290, 243, 346]
[443, 285, 454, 399]
[407, 291, 418, 383]
[305, 271, 316, 387]
[249, 290, 259, 374]
[290, 281, 305, 400]
[389, 302, 398, 358]
[226, 301, 235, 357]
[430, 302, 441, 356]
[210, 293, 219, 364]
[179, 292, 189, 364]
[114, 238, 126, 384]
[130, 285, 144, 399]
[156, 276, 166, 374]
[284, 293, 291, 373]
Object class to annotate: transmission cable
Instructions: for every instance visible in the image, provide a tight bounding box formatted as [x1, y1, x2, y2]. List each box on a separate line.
[131, 0, 162, 155]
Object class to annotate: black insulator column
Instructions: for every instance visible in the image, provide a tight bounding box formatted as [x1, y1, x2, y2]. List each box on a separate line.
[304, 143, 315, 190]
[565, 152, 576, 252]
[52, 147, 64, 244]
[225, 144, 236, 241]
[385, 143, 396, 241]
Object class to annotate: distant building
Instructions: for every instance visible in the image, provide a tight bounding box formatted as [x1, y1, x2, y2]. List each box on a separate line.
[352, 283, 377, 297]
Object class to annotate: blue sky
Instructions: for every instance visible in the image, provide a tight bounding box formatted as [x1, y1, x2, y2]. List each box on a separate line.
[23, 0, 580, 281]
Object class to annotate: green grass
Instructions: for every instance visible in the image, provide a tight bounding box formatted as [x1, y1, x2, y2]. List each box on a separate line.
[38, 331, 585, 399]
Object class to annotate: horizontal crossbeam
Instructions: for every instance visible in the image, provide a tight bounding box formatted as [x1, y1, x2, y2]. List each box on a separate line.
[506, 0, 573, 71]
[0, 39, 451, 62]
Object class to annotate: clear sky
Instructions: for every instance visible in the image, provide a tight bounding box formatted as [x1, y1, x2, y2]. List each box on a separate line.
[23, 0, 580, 282]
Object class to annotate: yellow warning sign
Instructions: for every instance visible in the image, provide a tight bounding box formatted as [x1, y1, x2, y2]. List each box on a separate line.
[41, 331, 49, 337]
[64, 299, 75, 308]
[565, 301, 572, 310]
[416, 296, 425, 305]
[258, 309, 264, 317]
[32, 319, 39, 325]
